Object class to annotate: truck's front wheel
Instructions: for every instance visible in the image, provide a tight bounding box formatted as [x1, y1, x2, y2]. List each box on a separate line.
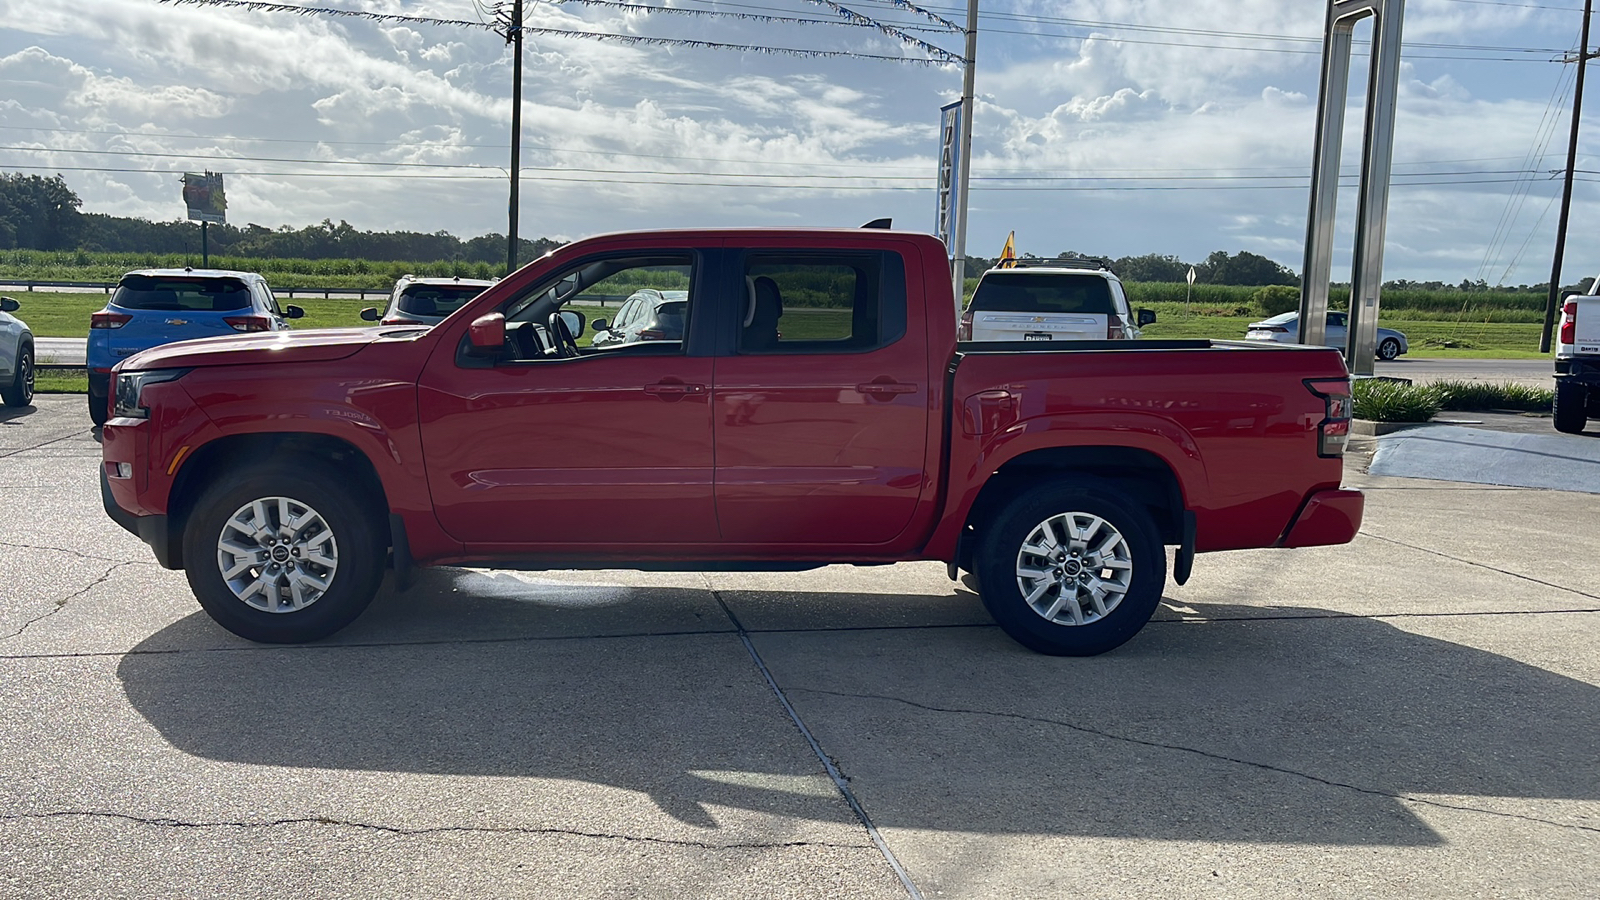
[975, 480, 1166, 656]
[182, 463, 385, 643]
[1553, 380, 1588, 435]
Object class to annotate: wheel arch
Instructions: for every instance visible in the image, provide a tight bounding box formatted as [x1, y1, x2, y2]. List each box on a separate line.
[165, 431, 392, 570]
[955, 445, 1187, 574]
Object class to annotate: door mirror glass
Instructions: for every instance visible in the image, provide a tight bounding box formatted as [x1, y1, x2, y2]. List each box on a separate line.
[467, 312, 506, 349]
[1136, 308, 1156, 327]
[285, 305, 305, 319]
[559, 309, 585, 337]
[591, 317, 609, 332]
[0, 297, 17, 313]
[359, 307, 381, 322]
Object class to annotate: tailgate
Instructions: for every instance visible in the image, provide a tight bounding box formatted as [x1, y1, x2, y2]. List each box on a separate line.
[109, 310, 244, 360]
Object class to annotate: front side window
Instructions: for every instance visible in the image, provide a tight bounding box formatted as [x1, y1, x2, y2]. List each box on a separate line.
[502, 254, 694, 360]
[738, 253, 902, 353]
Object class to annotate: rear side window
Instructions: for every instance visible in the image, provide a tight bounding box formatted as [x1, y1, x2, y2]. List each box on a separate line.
[738, 252, 906, 353]
[970, 272, 1115, 314]
[113, 275, 252, 312]
[397, 284, 487, 317]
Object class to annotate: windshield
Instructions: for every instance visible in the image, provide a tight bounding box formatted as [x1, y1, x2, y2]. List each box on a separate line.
[970, 272, 1115, 314]
[113, 275, 251, 312]
[397, 284, 488, 317]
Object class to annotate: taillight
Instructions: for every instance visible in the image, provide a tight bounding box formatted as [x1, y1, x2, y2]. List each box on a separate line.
[1107, 314, 1126, 339]
[1559, 300, 1578, 345]
[1306, 378, 1353, 457]
[91, 311, 132, 329]
[223, 315, 272, 333]
[1266, 326, 1290, 333]
[381, 315, 424, 326]
[958, 308, 973, 341]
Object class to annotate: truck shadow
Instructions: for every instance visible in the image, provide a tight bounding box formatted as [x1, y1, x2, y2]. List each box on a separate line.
[116, 578, 1600, 848]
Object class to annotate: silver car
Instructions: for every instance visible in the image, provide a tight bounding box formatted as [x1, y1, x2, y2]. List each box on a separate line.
[360, 275, 496, 326]
[0, 296, 35, 408]
[590, 289, 688, 348]
[1245, 311, 1408, 360]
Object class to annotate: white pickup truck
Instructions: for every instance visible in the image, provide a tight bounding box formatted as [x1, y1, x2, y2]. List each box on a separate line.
[1554, 278, 1600, 433]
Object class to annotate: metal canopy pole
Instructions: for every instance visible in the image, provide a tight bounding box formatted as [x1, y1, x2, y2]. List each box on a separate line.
[1541, 0, 1595, 354]
[1299, 0, 1406, 375]
[949, 0, 979, 314]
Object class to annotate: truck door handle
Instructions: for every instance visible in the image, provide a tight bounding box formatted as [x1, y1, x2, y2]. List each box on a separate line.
[855, 381, 917, 395]
[644, 380, 705, 396]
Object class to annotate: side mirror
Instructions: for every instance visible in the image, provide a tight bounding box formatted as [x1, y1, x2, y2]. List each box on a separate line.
[0, 297, 17, 313]
[559, 309, 585, 337]
[467, 312, 506, 350]
[1136, 308, 1157, 327]
[591, 317, 609, 333]
[359, 307, 381, 322]
[285, 305, 305, 320]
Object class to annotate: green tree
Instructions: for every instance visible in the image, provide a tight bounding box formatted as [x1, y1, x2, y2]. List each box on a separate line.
[0, 173, 84, 250]
[1197, 250, 1298, 286]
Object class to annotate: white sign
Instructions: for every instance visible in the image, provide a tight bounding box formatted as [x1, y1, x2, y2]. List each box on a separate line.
[935, 101, 963, 250]
[1186, 266, 1197, 285]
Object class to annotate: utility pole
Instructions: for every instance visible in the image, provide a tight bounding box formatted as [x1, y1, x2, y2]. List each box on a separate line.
[1542, 0, 1595, 353]
[948, 0, 979, 313]
[505, 0, 524, 277]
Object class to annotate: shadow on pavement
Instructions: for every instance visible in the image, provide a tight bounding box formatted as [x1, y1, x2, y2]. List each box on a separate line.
[116, 580, 1600, 847]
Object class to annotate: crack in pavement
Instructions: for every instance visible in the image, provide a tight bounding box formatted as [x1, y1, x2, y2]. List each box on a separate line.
[789, 687, 1600, 838]
[1, 560, 143, 642]
[1362, 532, 1600, 602]
[0, 809, 872, 852]
[0, 540, 150, 566]
[0, 428, 93, 460]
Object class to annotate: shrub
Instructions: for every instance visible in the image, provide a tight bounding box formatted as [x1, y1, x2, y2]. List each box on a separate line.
[1353, 379, 1440, 422]
[1429, 380, 1553, 412]
[1252, 285, 1300, 317]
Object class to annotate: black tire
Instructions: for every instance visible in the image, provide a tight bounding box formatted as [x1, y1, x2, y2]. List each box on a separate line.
[182, 462, 386, 643]
[975, 479, 1166, 656]
[1587, 387, 1600, 418]
[1554, 380, 1588, 435]
[88, 380, 108, 425]
[1, 342, 32, 407]
[1377, 338, 1401, 361]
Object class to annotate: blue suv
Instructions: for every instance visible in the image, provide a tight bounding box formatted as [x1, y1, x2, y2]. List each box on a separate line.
[88, 269, 302, 424]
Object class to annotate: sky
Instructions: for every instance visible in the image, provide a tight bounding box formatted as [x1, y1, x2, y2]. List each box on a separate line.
[1, 0, 1597, 284]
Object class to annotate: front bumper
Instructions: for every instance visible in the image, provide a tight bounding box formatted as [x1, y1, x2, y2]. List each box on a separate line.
[1280, 489, 1365, 548]
[101, 455, 179, 569]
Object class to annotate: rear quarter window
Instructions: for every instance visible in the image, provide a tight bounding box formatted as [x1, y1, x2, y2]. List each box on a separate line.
[970, 273, 1115, 314]
[113, 276, 253, 312]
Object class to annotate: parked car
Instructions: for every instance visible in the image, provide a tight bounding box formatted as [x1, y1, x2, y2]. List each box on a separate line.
[0, 296, 34, 408]
[102, 227, 1362, 657]
[1553, 275, 1600, 433]
[359, 275, 496, 326]
[88, 269, 302, 425]
[590, 289, 688, 348]
[1245, 311, 1408, 360]
[959, 258, 1155, 342]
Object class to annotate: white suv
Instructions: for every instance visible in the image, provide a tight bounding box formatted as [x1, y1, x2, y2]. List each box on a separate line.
[1, 296, 35, 408]
[959, 259, 1154, 343]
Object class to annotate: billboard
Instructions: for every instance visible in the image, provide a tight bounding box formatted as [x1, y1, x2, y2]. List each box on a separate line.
[934, 101, 962, 250]
[182, 171, 226, 225]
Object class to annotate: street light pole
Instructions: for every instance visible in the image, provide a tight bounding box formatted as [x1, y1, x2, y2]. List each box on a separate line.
[1542, 0, 1594, 353]
[506, 0, 524, 277]
[948, 0, 979, 314]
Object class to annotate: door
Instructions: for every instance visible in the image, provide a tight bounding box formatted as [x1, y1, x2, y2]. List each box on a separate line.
[418, 251, 719, 547]
[1325, 312, 1348, 349]
[712, 247, 930, 545]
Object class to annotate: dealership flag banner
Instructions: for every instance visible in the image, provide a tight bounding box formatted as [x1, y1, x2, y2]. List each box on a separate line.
[934, 100, 963, 252]
[182, 171, 227, 225]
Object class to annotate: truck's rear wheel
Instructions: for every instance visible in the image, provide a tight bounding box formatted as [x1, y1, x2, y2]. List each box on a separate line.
[975, 480, 1166, 656]
[182, 462, 385, 643]
[1553, 380, 1588, 434]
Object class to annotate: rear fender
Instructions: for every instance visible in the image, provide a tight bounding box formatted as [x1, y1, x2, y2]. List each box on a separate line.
[926, 411, 1206, 561]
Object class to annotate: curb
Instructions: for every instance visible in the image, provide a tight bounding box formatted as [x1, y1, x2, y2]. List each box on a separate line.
[1352, 419, 1427, 436]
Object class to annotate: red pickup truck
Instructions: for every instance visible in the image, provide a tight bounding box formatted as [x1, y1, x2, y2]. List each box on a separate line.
[101, 228, 1362, 656]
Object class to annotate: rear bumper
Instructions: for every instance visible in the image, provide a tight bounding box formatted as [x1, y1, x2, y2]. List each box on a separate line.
[1555, 356, 1600, 387]
[1279, 489, 1364, 548]
[101, 468, 178, 568]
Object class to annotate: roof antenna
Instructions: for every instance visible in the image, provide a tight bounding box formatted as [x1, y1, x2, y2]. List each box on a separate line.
[861, 218, 892, 229]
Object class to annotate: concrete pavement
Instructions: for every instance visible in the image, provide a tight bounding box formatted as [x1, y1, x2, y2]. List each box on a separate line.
[2, 396, 1597, 898]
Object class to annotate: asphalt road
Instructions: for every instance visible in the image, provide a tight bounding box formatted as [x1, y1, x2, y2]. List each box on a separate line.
[2, 397, 1598, 898]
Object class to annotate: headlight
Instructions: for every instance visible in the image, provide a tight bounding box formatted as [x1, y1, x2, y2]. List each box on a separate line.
[113, 369, 189, 419]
